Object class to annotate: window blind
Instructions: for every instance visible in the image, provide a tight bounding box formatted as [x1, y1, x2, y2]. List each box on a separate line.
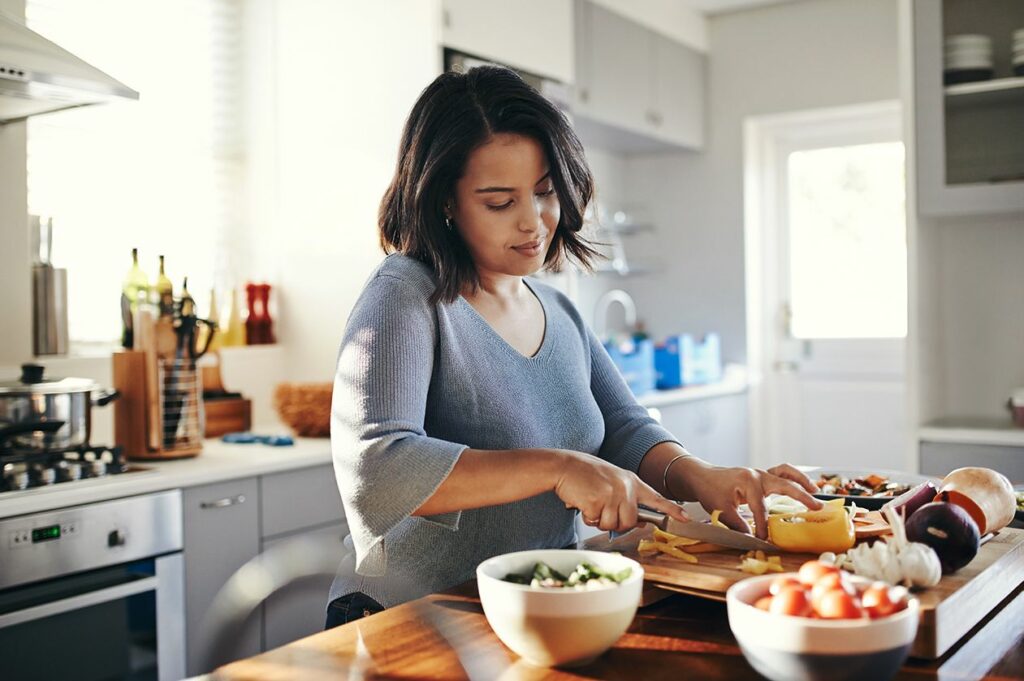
[26, 0, 244, 343]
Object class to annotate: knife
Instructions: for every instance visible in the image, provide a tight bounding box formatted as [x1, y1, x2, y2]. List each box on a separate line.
[609, 503, 778, 552]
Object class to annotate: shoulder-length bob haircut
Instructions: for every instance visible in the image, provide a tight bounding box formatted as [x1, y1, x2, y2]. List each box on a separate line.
[379, 65, 600, 303]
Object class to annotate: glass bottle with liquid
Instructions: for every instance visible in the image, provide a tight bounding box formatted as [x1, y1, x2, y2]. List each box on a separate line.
[154, 255, 175, 318]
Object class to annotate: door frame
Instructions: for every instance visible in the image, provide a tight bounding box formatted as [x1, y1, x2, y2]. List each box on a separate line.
[743, 100, 912, 472]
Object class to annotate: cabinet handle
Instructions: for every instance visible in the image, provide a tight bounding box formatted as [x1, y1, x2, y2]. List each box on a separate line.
[200, 494, 246, 509]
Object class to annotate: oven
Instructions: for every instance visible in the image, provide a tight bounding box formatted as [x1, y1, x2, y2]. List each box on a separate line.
[0, 490, 184, 681]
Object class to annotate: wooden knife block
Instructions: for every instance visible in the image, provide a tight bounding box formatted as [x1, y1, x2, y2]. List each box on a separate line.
[113, 350, 202, 459]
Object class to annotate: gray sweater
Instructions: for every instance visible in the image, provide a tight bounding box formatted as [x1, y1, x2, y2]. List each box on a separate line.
[329, 254, 678, 607]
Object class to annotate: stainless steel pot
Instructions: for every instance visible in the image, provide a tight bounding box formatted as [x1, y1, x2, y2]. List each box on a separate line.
[0, 364, 118, 452]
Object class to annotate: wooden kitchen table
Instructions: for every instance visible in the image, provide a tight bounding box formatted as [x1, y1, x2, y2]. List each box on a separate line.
[214, 580, 1024, 680]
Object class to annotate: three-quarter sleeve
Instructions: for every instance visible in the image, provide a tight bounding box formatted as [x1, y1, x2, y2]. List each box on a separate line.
[588, 328, 680, 473]
[331, 273, 467, 577]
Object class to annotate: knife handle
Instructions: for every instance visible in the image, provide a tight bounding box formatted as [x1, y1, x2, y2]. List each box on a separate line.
[636, 508, 668, 529]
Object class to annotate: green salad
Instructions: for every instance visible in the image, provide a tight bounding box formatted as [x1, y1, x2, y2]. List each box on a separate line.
[504, 561, 632, 590]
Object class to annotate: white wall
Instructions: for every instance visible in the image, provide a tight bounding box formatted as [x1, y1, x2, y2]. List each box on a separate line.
[248, 0, 443, 382]
[611, 0, 900, 364]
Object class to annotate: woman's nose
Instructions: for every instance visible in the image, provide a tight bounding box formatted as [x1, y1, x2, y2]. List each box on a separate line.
[518, 198, 545, 233]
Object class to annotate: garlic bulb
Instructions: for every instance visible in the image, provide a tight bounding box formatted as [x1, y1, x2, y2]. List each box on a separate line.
[818, 505, 941, 589]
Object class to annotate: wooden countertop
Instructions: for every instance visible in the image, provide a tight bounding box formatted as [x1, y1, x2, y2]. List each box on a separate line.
[215, 580, 1024, 680]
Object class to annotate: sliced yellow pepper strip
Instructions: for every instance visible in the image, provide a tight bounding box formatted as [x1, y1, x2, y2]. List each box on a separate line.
[652, 528, 701, 547]
[654, 543, 699, 563]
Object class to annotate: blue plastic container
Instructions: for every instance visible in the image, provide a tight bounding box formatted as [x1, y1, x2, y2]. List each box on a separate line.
[655, 333, 722, 388]
[604, 338, 656, 396]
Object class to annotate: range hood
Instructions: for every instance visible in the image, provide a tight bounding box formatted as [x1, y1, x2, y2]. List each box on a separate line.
[0, 10, 138, 124]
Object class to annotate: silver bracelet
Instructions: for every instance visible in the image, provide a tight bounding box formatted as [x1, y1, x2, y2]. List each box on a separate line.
[662, 452, 690, 499]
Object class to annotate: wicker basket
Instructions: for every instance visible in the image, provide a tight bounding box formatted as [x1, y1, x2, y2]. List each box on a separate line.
[274, 382, 332, 437]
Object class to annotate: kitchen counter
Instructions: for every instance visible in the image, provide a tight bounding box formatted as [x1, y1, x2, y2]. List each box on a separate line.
[214, 579, 1024, 680]
[634, 364, 747, 409]
[0, 436, 332, 519]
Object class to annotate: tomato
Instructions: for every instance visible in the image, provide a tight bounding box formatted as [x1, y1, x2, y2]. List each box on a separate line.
[769, 575, 803, 596]
[769, 585, 813, 617]
[755, 595, 774, 611]
[861, 582, 906, 619]
[798, 560, 840, 587]
[810, 570, 855, 610]
[814, 588, 866, 620]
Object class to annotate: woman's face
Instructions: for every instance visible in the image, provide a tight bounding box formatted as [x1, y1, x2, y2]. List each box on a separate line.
[449, 133, 560, 281]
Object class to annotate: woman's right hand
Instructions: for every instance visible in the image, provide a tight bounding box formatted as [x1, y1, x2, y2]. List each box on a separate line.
[552, 450, 689, 532]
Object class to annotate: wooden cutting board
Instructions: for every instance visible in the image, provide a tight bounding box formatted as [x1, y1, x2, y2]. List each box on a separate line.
[584, 525, 1024, 659]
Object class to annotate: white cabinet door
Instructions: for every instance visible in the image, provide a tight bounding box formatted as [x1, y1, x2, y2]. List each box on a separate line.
[654, 34, 705, 149]
[656, 395, 749, 469]
[183, 478, 261, 676]
[443, 0, 574, 83]
[583, 1, 652, 133]
[261, 522, 348, 650]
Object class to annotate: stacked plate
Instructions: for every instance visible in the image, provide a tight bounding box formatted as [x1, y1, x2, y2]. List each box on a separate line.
[1014, 28, 1024, 77]
[944, 34, 993, 85]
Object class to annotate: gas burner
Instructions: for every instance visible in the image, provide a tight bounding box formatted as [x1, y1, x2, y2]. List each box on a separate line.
[56, 460, 82, 482]
[0, 444, 141, 493]
[31, 465, 56, 486]
[2, 465, 28, 491]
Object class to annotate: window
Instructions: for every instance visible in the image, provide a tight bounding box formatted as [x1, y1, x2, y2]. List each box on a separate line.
[786, 142, 907, 339]
[26, 0, 244, 344]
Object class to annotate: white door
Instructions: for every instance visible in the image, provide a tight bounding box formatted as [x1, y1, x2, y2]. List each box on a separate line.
[745, 102, 911, 473]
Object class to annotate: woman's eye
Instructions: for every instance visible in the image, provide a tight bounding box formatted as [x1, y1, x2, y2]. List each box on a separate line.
[537, 187, 556, 198]
[486, 201, 514, 211]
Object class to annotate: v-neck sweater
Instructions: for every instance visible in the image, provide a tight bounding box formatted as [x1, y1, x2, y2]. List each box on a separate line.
[329, 254, 679, 607]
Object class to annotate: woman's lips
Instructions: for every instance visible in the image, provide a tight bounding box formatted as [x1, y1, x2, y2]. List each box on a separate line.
[512, 239, 545, 257]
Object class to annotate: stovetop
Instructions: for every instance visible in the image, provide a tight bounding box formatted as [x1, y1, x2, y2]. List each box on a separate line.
[0, 444, 149, 493]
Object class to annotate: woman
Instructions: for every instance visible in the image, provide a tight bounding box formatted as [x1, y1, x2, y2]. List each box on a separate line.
[327, 66, 820, 627]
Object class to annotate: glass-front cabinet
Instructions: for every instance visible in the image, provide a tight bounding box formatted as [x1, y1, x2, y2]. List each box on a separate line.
[912, 0, 1024, 215]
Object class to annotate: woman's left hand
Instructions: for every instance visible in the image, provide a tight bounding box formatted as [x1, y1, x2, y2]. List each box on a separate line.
[672, 462, 822, 540]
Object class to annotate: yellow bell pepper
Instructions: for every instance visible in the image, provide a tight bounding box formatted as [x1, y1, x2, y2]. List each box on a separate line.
[768, 498, 856, 554]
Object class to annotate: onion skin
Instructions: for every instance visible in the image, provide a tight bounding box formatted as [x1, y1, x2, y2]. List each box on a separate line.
[905, 502, 980, 574]
[884, 481, 940, 521]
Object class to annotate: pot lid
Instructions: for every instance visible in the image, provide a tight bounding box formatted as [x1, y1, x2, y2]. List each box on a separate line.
[0, 363, 99, 395]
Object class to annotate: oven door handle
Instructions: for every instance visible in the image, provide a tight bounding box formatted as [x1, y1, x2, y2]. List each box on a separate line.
[0, 575, 159, 629]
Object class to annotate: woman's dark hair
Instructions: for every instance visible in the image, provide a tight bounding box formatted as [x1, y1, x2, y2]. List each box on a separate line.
[379, 65, 600, 303]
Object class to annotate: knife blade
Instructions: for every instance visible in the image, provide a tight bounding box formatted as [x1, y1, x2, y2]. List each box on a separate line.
[612, 504, 778, 552]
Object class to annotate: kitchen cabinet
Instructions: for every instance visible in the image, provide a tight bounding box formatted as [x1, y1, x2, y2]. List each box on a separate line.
[657, 394, 748, 468]
[261, 522, 348, 650]
[260, 463, 345, 538]
[654, 32, 705, 149]
[183, 477, 262, 676]
[182, 464, 346, 674]
[920, 442, 1024, 482]
[912, 0, 1024, 215]
[442, 0, 574, 83]
[259, 463, 346, 649]
[574, 0, 705, 151]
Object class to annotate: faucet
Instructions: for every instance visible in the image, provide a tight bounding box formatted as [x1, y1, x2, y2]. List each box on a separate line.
[594, 289, 637, 340]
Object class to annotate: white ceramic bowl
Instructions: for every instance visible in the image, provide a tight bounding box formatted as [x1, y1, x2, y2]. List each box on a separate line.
[476, 549, 643, 667]
[727, 573, 919, 681]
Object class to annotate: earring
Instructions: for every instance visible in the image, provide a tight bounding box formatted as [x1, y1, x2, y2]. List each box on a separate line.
[445, 216, 454, 231]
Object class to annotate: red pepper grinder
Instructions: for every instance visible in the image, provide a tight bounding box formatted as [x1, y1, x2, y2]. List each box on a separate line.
[258, 283, 275, 344]
[244, 282, 262, 344]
